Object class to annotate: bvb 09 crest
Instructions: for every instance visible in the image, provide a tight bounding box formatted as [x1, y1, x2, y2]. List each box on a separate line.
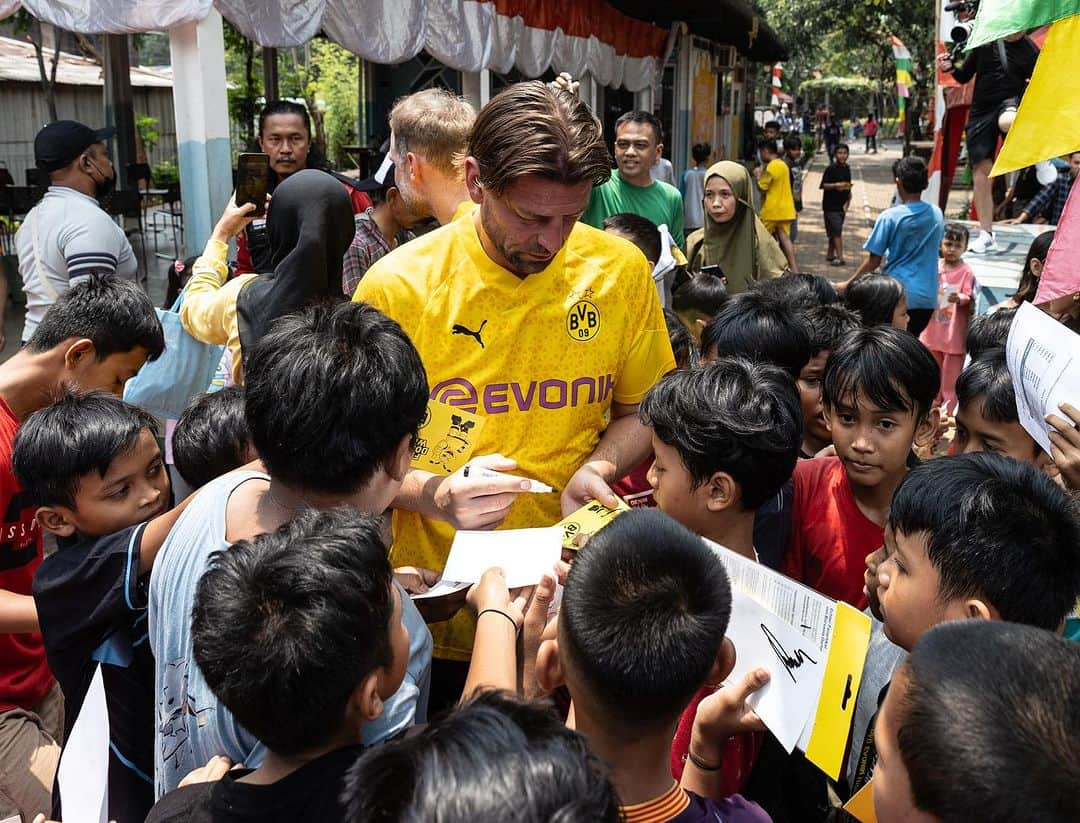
[566, 299, 600, 341]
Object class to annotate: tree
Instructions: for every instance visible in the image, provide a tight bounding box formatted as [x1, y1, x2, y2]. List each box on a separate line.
[13, 11, 61, 121]
[223, 20, 262, 153]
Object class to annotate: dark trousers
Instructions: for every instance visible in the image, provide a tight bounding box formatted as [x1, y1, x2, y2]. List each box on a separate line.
[907, 308, 933, 338]
[865, 134, 877, 152]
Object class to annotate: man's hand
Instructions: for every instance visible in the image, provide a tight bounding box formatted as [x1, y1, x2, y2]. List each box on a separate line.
[1047, 403, 1080, 491]
[560, 461, 619, 516]
[691, 669, 770, 761]
[393, 566, 441, 595]
[432, 453, 531, 530]
[937, 53, 954, 73]
[864, 544, 888, 621]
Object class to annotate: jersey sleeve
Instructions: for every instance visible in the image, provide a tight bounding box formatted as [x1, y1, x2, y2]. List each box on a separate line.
[352, 259, 422, 338]
[59, 216, 125, 281]
[32, 523, 148, 655]
[613, 267, 676, 405]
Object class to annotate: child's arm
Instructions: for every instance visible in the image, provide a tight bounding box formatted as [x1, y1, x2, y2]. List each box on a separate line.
[460, 567, 533, 698]
[0, 590, 38, 633]
[137, 492, 196, 574]
[757, 166, 773, 192]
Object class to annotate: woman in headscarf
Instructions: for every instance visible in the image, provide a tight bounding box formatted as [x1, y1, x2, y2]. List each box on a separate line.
[684, 160, 787, 294]
[180, 169, 356, 384]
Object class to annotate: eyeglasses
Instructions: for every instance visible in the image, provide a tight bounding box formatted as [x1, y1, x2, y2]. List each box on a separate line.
[615, 140, 653, 152]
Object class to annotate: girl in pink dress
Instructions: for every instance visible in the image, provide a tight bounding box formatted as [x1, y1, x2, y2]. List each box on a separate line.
[920, 224, 975, 412]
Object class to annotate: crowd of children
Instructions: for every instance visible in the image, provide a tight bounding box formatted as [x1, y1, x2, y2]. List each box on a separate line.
[2, 78, 1080, 823]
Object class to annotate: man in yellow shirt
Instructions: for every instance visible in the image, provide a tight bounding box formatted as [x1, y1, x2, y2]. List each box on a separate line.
[355, 81, 675, 703]
[755, 139, 798, 271]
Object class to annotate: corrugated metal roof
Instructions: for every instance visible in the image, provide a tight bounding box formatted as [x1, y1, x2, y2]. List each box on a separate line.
[0, 36, 172, 87]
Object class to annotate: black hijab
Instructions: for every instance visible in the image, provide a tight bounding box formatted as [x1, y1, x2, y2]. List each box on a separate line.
[236, 168, 355, 354]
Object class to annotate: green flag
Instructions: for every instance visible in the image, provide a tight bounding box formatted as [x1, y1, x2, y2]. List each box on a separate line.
[966, 0, 1080, 49]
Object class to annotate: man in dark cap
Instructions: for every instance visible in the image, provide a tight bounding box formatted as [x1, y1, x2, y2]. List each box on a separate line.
[13, 120, 136, 341]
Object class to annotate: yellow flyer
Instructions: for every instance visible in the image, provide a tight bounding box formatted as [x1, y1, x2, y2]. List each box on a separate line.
[410, 400, 485, 475]
[555, 498, 630, 550]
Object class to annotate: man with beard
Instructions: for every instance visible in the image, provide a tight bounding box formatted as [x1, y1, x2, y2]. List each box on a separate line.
[14, 121, 136, 343]
[354, 81, 675, 709]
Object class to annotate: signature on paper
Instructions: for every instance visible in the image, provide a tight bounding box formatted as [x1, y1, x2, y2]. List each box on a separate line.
[761, 623, 817, 683]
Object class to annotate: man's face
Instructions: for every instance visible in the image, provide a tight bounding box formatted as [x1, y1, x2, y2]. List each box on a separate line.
[613, 121, 660, 182]
[68, 346, 151, 397]
[797, 351, 830, 451]
[259, 113, 311, 179]
[386, 187, 425, 230]
[471, 170, 591, 277]
[835, 147, 849, 165]
[825, 392, 928, 493]
[58, 429, 171, 538]
[82, 142, 115, 187]
[955, 399, 1042, 464]
[1069, 153, 1080, 178]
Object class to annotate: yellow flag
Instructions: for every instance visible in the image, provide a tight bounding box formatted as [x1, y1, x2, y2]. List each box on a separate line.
[992, 14, 1080, 176]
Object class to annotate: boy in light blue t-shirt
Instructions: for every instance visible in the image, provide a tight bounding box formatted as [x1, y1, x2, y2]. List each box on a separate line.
[843, 156, 944, 338]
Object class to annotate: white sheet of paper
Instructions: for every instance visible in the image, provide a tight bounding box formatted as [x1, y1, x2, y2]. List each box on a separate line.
[1006, 301, 1080, 454]
[58, 663, 109, 823]
[704, 539, 839, 751]
[724, 589, 826, 752]
[410, 580, 471, 600]
[442, 527, 562, 588]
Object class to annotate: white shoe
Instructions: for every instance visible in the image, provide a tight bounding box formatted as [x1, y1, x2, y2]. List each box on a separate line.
[968, 230, 995, 254]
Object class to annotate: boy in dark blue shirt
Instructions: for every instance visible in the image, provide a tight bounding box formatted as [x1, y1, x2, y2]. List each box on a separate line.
[13, 392, 186, 823]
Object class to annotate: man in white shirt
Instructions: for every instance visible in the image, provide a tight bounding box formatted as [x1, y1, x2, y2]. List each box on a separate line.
[14, 120, 137, 341]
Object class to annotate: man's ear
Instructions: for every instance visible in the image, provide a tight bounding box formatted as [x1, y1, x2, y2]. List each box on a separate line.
[464, 156, 483, 205]
[913, 406, 940, 449]
[705, 472, 738, 513]
[655, 142, 665, 163]
[388, 433, 414, 483]
[535, 637, 566, 693]
[35, 506, 77, 538]
[62, 338, 96, 371]
[351, 669, 385, 723]
[704, 637, 737, 684]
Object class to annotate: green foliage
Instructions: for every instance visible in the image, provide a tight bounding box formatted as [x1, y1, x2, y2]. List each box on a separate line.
[223, 19, 263, 153]
[151, 160, 179, 186]
[306, 40, 359, 169]
[135, 114, 160, 162]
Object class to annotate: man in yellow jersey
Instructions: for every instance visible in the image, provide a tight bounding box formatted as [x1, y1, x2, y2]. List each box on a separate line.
[355, 81, 675, 705]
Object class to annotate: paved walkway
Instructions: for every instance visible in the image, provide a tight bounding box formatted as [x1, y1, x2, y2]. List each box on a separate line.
[792, 138, 903, 281]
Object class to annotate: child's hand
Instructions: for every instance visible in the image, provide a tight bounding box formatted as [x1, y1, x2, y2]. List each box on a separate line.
[393, 566, 441, 595]
[691, 669, 770, 760]
[947, 292, 959, 303]
[864, 544, 887, 620]
[1047, 403, 1080, 491]
[522, 571, 559, 699]
[178, 755, 237, 787]
[467, 567, 533, 630]
[211, 195, 259, 243]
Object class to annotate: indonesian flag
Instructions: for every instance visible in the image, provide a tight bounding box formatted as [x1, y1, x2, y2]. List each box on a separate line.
[771, 63, 783, 106]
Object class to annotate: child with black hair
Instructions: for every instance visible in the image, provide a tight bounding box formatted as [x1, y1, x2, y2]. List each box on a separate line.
[798, 304, 862, 458]
[749, 272, 837, 311]
[683, 142, 712, 234]
[873, 621, 1080, 823]
[992, 229, 1054, 312]
[954, 348, 1051, 469]
[663, 309, 696, 370]
[843, 156, 944, 337]
[13, 392, 186, 823]
[782, 135, 804, 243]
[848, 453, 1080, 801]
[964, 307, 1015, 362]
[820, 144, 851, 265]
[146, 507, 411, 822]
[783, 326, 939, 607]
[344, 690, 622, 823]
[699, 290, 812, 379]
[534, 509, 770, 822]
[603, 212, 662, 266]
[171, 387, 254, 489]
[639, 358, 801, 793]
[164, 255, 198, 310]
[845, 273, 909, 329]
[148, 301, 435, 797]
[920, 223, 974, 413]
[755, 139, 798, 272]
[0, 276, 162, 822]
[672, 273, 728, 343]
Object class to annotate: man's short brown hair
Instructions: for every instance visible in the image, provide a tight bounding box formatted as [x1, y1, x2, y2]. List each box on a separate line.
[467, 81, 611, 195]
[390, 89, 476, 180]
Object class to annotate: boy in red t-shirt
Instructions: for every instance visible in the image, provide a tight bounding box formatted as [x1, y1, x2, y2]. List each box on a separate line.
[0, 277, 162, 821]
[782, 326, 939, 608]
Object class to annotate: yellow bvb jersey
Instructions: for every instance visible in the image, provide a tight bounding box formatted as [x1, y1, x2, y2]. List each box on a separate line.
[355, 207, 676, 659]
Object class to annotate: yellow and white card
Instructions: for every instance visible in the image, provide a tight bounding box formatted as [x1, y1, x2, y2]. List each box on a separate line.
[555, 497, 630, 550]
[410, 400, 485, 475]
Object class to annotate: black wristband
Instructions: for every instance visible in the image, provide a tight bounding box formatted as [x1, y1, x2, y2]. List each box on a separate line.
[688, 749, 723, 771]
[477, 608, 519, 634]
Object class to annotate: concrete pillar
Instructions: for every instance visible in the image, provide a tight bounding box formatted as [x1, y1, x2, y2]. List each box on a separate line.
[169, 9, 232, 258]
[461, 69, 491, 110]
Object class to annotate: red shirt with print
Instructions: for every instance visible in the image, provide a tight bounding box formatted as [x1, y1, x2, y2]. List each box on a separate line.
[781, 456, 883, 609]
[0, 396, 50, 711]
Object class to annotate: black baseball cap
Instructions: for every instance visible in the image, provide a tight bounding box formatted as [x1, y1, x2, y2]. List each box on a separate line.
[34, 120, 115, 172]
[353, 154, 396, 192]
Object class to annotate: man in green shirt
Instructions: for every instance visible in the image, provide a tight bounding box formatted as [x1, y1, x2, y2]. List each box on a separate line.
[581, 111, 685, 248]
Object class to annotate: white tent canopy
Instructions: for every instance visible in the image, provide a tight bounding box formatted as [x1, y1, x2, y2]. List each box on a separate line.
[0, 0, 664, 91]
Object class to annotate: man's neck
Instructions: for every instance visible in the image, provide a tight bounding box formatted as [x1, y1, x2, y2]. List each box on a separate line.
[618, 168, 654, 189]
[370, 204, 402, 248]
[699, 510, 756, 561]
[848, 468, 905, 526]
[49, 177, 96, 199]
[237, 732, 356, 786]
[0, 350, 60, 421]
[573, 709, 678, 806]
[429, 176, 471, 226]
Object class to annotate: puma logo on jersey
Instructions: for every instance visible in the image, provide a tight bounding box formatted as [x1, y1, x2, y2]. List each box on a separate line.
[452, 320, 487, 348]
